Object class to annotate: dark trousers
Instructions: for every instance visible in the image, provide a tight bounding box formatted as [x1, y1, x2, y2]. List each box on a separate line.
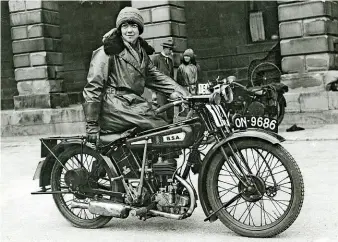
[156, 92, 174, 123]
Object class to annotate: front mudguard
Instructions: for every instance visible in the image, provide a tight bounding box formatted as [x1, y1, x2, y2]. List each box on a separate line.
[37, 140, 120, 189]
[198, 129, 285, 222]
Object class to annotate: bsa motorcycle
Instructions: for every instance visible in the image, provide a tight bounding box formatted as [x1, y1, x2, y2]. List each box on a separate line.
[32, 78, 304, 238]
[210, 76, 288, 127]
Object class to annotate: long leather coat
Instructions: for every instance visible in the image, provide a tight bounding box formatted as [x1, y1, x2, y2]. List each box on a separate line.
[83, 35, 185, 134]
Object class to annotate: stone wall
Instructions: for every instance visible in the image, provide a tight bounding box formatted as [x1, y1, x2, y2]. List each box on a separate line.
[1, 1, 17, 110]
[184, 1, 280, 84]
[59, 1, 130, 104]
[2, 1, 130, 109]
[279, 0, 338, 112]
[279, 1, 338, 75]
[134, 1, 187, 68]
[8, 0, 69, 109]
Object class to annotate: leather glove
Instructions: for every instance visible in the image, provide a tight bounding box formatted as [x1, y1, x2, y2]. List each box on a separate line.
[102, 28, 116, 44]
[82, 102, 101, 146]
[173, 85, 191, 99]
[86, 123, 100, 146]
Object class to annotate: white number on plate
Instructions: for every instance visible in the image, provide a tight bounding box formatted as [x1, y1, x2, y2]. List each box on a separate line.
[250, 117, 276, 129]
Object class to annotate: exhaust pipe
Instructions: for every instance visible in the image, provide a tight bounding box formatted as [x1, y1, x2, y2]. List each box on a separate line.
[71, 200, 131, 218]
[70, 175, 196, 220]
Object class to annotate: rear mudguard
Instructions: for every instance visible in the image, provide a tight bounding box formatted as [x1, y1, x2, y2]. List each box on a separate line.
[37, 140, 120, 188]
[198, 129, 285, 222]
[278, 94, 287, 107]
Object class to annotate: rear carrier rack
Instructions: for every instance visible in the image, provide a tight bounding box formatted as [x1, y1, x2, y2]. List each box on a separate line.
[40, 136, 86, 158]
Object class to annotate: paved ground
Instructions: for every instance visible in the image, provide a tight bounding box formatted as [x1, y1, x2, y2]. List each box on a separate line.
[1, 125, 338, 242]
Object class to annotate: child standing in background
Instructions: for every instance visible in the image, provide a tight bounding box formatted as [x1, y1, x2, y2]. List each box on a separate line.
[176, 49, 201, 95]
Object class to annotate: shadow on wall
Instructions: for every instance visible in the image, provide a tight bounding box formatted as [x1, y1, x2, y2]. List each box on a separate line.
[1, 1, 18, 110]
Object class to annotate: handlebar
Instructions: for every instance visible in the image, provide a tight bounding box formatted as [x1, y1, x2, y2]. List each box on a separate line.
[154, 95, 212, 115]
[154, 99, 186, 115]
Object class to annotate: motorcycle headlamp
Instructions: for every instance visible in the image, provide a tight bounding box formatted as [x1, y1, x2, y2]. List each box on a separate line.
[221, 85, 233, 104]
[209, 92, 221, 105]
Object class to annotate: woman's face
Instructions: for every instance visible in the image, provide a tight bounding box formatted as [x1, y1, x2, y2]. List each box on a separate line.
[184, 56, 191, 63]
[121, 22, 139, 44]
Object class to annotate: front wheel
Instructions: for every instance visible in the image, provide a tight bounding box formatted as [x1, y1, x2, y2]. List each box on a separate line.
[206, 139, 304, 237]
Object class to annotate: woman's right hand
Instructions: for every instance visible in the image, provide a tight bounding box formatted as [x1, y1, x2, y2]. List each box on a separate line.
[173, 86, 191, 99]
[102, 28, 116, 43]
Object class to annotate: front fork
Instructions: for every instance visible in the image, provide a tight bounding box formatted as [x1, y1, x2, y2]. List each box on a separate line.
[202, 129, 266, 221]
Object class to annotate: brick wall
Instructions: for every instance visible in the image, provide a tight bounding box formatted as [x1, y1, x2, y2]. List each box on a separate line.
[185, 1, 280, 84]
[1, 1, 18, 110]
[59, 1, 130, 104]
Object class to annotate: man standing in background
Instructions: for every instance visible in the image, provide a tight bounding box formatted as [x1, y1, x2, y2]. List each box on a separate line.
[152, 40, 175, 123]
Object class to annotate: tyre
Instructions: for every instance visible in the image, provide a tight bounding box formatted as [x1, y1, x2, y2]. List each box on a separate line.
[249, 62, 282, 87]
[206, 139, 304, 237]
[51, 145, 122, 228]
[277, 95, 286, 125]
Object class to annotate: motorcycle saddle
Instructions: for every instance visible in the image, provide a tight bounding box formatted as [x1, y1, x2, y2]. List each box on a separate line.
[100, 127, 138, 146]
[247, 87, 264, 95]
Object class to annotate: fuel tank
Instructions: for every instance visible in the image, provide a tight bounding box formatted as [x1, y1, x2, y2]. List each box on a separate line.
[126, 124, 197, 149]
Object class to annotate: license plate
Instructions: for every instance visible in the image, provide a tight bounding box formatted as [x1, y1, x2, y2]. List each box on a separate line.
[33, 160, 45, 180]
[233, 116, 278, 133]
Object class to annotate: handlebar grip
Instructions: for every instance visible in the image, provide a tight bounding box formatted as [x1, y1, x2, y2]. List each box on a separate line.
[155, 101, 182, 115]
[233, 81, 246, 89]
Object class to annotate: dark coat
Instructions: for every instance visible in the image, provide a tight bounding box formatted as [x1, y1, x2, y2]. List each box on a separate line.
[83, 30, 185, 134]
[152, 53, 174, 79]
[176, 55, 201, 94]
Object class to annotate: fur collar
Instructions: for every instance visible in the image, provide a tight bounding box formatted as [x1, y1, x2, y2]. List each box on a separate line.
[103, 29, 155, 56]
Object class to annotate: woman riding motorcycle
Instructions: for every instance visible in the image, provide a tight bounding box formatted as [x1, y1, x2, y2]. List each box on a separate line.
[82, 7, 189, 144]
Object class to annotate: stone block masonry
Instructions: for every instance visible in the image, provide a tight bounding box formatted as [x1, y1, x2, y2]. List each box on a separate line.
[282, 54, 337, 73]
[8, 0, 68, 109]
[133, 0, 187, 69]
[1, 105, 85, 136]
[278, 1, 338, 21]
[1, 1, 17, 110]
[278, 0, 338, 112]
[280, 35, 338, 56]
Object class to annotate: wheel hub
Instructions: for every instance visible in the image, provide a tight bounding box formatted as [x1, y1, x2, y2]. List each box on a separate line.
[64, 168, 89, 190]
[238, 175, 266, 202]
[266, 186, 278, 197]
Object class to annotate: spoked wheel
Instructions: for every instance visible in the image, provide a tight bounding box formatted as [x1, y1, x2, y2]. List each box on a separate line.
[51, 145, 122, 228]
[249, 62, 282, 87]
[206, 139, 304, 237]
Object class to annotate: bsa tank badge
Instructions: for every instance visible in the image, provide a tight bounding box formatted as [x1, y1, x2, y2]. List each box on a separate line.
[162, 132, 186, 142]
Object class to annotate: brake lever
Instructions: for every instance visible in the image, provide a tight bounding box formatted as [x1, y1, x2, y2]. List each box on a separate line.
[167, 98, 180, 102]
[177, 103, 187, 117]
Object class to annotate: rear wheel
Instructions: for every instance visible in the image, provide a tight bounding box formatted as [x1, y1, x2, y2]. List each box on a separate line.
[249, 62, 282, 87]
[51, 145, 122, 228]
[206, 139, 304, 237]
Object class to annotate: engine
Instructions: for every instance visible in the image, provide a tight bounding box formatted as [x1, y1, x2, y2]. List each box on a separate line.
[154, 190, 190, 214]
[151, 156, 190, 214]
[152, 157, 177, 186]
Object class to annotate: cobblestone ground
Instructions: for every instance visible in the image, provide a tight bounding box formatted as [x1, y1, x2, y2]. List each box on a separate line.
[1, 134, 338, 242]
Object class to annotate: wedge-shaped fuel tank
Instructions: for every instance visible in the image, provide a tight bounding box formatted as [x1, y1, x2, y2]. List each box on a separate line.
[126, 125, 194, 149]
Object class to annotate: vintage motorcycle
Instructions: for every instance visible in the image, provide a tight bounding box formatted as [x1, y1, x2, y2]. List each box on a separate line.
[208, 76, 288, 127]
[32, 79, 304, 238]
